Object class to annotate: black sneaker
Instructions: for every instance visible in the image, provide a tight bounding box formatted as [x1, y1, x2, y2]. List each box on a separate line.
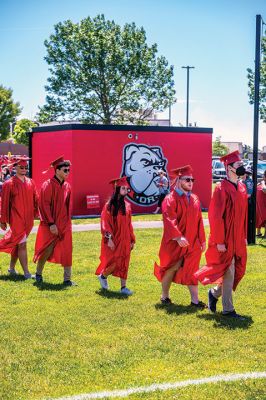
[222, 310, 245, 320]
[208, 289, 218, 313]
[161, 297, 172, 305]
[63, 280, 77, 287]
[191, 300, 207, 309]
[35, 274, 43, 283]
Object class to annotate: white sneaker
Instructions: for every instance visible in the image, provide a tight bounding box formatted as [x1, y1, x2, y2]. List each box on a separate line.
[97, 275, 109, 290]
[8, 269, 18, 275]
[121, 287, 133, 296]
[24, 273, 34, 280]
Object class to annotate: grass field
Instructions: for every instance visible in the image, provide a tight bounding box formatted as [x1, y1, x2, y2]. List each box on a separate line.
[0, 228, 265, 400]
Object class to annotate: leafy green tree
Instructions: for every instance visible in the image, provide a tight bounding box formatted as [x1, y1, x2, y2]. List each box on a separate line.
[0, 85, 21, 140]
[247, 30, 266, 122]
[212, 136, 229, 156]
[13, 119, 38, 146]
[37, 14, 175, 124]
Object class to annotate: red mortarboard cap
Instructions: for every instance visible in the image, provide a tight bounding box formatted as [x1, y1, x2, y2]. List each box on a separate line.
[170, 165, 193, 177]
[15, 155, 31, 166]
[109, 176, 130, 189]
[6, 155, 30, 168]
[42, 155, 71, 174]
[220, 151, 241, 166]
[50, 155, 65, 169]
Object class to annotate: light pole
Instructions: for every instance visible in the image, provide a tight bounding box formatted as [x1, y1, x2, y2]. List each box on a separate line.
[182, 66, 195, 127]
[250, 15, 262, 244]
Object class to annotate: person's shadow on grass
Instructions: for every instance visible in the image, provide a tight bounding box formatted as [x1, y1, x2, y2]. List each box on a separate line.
[33, 281, 67, 291]
[155, 302, 201, 316]
[95, 289, 129, 300]
[197, 313, 254, 330]
[0, 274, 27, 282]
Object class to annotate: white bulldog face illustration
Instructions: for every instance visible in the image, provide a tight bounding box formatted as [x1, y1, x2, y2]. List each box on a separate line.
[122, 144, 167, 198]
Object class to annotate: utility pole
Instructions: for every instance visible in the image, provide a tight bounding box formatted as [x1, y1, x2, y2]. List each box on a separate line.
[251, 15, 262, 244]
[182, 66, 195, 127]
[168, 103, 171, 126]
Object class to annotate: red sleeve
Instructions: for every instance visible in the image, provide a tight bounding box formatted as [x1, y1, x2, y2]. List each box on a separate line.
[162, 194, 182, 240]
[208, 184, 226, 244]
[39, 181, 54, 224]
[198, 209, 206, 244]
[32, 180, 39, 219]
[0, 180, 12, 224]
[65, 184, 72, 218]
[128, 205, 135, 243]
[100, 204, 114, 237]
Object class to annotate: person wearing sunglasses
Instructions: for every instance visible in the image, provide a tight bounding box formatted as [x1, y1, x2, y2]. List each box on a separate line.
[195, 151, 248, 319]
[154, 165, 206, 307]
[0, 156, 38, 279]
[34, 156, 75, 286]
[153, 170, 170, 214]
[95, 176, 135, 295]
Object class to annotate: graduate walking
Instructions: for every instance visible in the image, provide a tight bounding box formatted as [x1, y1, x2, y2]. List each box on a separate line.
[34, 156, 75, 286]
[0, 156, 38, 279]
[195, 151, 248, 318]
[96, 177, 135, 295]
[154, 165, 206, 307]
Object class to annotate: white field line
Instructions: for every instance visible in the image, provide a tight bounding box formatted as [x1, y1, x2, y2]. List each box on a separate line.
[52, 371, 266, 400]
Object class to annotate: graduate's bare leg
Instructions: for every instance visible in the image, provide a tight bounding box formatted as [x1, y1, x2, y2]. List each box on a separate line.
[9, 254, 18, 273]
[17, 242, 31, 276]
[187, 285, 199, 303]
[161, 258, 183, 300]
[36, 243, 55, 275]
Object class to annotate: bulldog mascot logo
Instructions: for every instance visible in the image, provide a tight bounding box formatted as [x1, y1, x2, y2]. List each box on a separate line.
[121, 143, 169, 206]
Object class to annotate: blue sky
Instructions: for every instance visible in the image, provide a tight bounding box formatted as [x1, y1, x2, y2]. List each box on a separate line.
[1, 0, 266, 146]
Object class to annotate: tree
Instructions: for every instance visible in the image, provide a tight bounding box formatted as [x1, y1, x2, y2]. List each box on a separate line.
[0, 85, 21, 140]
[212, 136, 229, 156]
[13, 119, 38, 146]
[247, 29, 266, 122]
[37, 15, 176, 124]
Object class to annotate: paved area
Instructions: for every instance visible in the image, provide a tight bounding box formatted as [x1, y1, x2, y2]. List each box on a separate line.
[0, 219, 209, 235]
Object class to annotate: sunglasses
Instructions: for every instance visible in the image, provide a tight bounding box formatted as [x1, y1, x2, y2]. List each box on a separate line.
[18, 165, 28, 170]
[181, 178, 195, 183]
[62, 168, 70, 173]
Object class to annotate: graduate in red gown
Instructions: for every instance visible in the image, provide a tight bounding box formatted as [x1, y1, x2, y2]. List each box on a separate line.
[154, 165, 206, 306]
[95, 176, 136, 295]
[0, 156, 38, 279]
[34, 156, 75, 286]
[256, 170, 266, 238]
[195, 151, 248, 318]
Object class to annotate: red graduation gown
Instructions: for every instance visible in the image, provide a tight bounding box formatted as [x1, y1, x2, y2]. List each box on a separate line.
[195, 180, 247, 290]
[256, 184, 266, 228]
[154, 190, 206, 285]
[95, 201, 136, 279]
[0, 176, 38, 257]
[34, 177, 72, 267]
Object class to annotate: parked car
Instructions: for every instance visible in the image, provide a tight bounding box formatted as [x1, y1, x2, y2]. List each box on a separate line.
[243, 161, 266, 178]
[257, 161, 266, 179]
[212, 159, 226, 181]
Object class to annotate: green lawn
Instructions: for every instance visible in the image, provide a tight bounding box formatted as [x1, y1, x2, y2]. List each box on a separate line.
[0, 229, 265, 400]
